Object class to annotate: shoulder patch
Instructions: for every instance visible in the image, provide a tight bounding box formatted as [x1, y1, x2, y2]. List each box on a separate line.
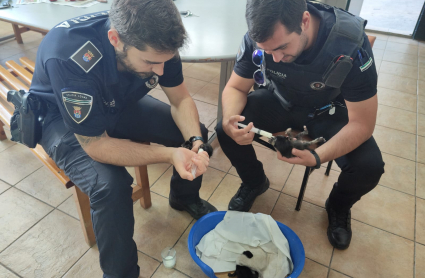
[70, 41, 102, 73]
[62, 91, 93, 124]
[236, 37, 246, 62]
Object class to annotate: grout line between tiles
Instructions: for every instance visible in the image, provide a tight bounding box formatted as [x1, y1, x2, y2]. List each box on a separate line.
[171, 219, 194, 251]
[0, 178, 15, 186]
[378, 103, 417, 114]
[377, 183, 416, 198]
[6, 164, 43, 187]
[326, 248, 335, 278]
[55, 196, 80, 221]
[414, 59, 419, 278]
[60, 246, 92, 278]
[207, 118, 217, 130]
[330, 268, 354, 278]
[280, 192, 418, 243]
[148, 165, 172, 189]
[11, 185, 57, 210]
[305, 257, 331, 269]
[209, 165, 231, 175]
[0, 185, 13, 196]
[174, 268, 192, 277]
[206, 172, 230, 203]
[150, 263, 162, 278]
[0, 143, 16, 154]
[137, 250, 161, 264]
[0, 209, 55, 254]
[193, 98, 218, 107]
[270, 172, 295, 214]
[0, 262, 23, 278]
[380, 150, 417, 163]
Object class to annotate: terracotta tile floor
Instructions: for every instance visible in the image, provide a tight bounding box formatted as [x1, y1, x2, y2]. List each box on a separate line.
[0, 21, 424, 277]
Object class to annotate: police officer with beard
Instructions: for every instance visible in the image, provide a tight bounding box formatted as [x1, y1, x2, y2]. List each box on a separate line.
[216, 0, 385, 250]
[29, 0, 217, 276]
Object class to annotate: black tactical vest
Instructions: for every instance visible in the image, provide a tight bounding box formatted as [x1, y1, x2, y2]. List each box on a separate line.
[264, 2, 366, 108]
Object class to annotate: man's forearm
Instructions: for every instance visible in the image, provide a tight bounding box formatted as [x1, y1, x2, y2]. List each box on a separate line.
[170, 96, 202, 140]
[222, 87, 248, 122]
[315, 122, 373, 163]
[76, 133, 173, 166]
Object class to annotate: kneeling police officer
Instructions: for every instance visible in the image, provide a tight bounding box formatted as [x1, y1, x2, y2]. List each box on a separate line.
[216, 0, 385, 250]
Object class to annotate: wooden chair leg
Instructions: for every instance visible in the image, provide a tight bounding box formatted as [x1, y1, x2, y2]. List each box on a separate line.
[72, 186, 96, 247]
[0, 121, 7, 141]
[296, 167, 314, 211]
[134, 165, 152, 209]
[11, 24, 23, 44]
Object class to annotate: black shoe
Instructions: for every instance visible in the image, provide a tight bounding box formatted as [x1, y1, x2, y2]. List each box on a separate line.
[228, 178, 270, 212]
[169, 195, 217, 220]
[325, 198, 352, 250]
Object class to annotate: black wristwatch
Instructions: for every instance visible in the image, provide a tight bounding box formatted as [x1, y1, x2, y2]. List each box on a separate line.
[181, 136, 204, 149]
[189, 136, 204, 144]
[310, 150, 321, 169]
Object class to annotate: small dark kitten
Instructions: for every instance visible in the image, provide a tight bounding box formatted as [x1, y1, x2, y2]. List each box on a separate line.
[270, 126, 326, 158]
[228, 251, 259, 278]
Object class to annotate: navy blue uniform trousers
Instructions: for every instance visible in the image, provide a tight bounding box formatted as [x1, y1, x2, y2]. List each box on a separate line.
[40, 95, 208, 278]
[216, 89, 385, 212]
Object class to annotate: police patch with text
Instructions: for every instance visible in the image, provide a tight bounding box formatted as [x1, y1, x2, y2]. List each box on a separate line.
[70, 41, 103, 73]
[62, 91, 93, 124]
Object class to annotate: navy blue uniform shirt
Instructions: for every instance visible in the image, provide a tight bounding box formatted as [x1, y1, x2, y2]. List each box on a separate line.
[30, 12, 184, 137]
[234, 3, 377, 103]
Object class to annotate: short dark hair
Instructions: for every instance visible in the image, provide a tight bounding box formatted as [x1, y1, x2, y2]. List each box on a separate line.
[246, 0, 307, 43]
[109, 0, 187, 53]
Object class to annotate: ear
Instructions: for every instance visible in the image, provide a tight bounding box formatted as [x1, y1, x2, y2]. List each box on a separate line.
[108, 28, 122, 49]
[301, 11, 310, 32]
[243, 251, 254, 258]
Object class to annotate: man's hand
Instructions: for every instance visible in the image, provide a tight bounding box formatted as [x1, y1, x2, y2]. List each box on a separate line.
[191, 140, 204, 153]
[277, 148, 318, 167]
[171, 147, 209, 181]
[223, 115, 255, 145]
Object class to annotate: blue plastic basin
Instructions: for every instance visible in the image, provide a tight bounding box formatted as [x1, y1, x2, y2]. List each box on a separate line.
[188, 211, 305, 278]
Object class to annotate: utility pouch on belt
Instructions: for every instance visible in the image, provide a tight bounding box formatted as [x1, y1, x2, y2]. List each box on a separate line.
[322, 55, 353, 88]
[7, 90, 45, 148]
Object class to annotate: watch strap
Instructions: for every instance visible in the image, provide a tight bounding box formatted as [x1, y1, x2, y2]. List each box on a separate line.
[310, 150, 321, 169]
[189, 136, 204, 143]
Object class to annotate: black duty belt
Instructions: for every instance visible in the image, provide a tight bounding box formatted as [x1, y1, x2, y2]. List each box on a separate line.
[308, 101, 346, 119]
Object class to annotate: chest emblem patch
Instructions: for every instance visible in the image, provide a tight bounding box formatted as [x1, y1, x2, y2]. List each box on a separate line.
[145, 75, 159, 89]
[70, 41, 102, 73]
[62, 92, 93, 124]
[83, 50, 94, 62]
[310, 82, 326, 90]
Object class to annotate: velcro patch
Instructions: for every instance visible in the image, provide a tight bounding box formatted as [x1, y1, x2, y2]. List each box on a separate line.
[62, 91, 93, 124]
[70, 41, 102, 73]
[236, 38, 246, 62]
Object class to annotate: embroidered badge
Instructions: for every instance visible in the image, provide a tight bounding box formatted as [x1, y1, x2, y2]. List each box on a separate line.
[360, 57, 373, 72]
[62, 92, 93, 124]
[70, 41, 102, 73]
[145, 75, 159, 89]
[83, 50, 94, 62]
[310, 82, 326, 90]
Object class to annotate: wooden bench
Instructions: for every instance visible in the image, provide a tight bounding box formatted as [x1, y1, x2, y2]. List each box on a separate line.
[0, 57, 152, 247]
